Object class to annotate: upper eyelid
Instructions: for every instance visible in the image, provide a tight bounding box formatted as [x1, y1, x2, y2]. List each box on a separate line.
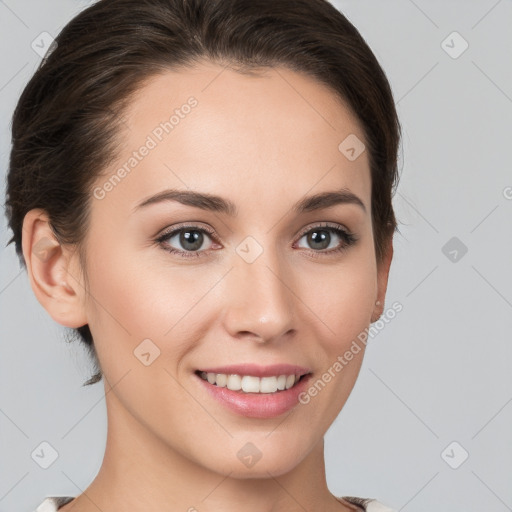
[158, 221, 350, 241]
[295, 222, 350, 237]
[157, 222, 216, 238]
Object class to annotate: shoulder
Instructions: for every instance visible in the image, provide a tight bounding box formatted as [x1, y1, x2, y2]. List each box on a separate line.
[37, 495, 396, 512]
[35, 496, 75, 512]
[340, 495, 397, 512]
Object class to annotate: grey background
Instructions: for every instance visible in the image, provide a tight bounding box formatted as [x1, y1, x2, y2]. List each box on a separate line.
[1, 1, 511, 511]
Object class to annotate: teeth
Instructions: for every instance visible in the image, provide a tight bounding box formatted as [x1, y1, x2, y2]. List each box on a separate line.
[227, 374, 242, 391]
[216, 373, 227, 387]
[199, 372, 302, 393]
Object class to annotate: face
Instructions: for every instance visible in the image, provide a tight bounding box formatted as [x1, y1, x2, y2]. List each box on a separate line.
[67, 62, 388, 477]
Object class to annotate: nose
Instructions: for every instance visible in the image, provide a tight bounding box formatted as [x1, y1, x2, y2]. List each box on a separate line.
[221, 247, 296, 344]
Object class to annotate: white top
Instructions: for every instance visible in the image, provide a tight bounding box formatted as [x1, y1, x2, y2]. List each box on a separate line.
[35, 495, 396, 511]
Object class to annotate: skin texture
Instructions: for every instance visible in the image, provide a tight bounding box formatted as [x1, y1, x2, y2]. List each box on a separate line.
[22, 61, 393, 512]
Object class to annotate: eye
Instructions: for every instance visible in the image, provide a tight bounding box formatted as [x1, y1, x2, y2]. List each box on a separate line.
[156, 224, 219, 258]
[155, 222, 358, 259]
[295, 223, 358, 255]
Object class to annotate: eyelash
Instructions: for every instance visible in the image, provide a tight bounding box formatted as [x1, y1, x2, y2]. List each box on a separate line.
[155, 222, 358, 259]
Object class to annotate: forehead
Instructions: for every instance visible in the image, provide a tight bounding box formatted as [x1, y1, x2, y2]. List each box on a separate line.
[94, 61, 371, 215]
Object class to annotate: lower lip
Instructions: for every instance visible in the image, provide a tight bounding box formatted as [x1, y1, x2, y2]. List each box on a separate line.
[195, 373, 313, 419]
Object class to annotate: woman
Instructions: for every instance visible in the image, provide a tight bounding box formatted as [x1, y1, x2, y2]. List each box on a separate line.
[5, 0, 401, 510]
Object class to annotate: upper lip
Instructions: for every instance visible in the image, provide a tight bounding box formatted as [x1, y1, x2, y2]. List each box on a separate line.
[196, 364, 311, 378]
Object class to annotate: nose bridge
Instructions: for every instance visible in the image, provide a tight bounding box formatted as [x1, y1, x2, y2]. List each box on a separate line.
[223, 238, 295, 341]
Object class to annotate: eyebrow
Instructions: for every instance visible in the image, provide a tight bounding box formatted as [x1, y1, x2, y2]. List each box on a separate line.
[133, 187, 367, 215]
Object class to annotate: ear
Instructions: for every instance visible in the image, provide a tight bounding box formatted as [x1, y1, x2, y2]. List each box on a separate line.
[371, 237, 394, 323]
[21, 208, 88, 328]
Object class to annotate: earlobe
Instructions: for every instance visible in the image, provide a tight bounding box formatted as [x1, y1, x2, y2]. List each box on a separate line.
[21, 208, 88, 328]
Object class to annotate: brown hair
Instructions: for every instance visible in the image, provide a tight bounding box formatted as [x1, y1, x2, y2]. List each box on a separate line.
[4, 0, 401, 386]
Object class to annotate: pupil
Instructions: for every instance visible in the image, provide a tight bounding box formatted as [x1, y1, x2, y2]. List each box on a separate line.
[309, 230, 330, 250]
[181, 230, 203, 251]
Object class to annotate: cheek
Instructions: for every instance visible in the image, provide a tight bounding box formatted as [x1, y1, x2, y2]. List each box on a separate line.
[292, 253, 376, 401]
[83, 250, 209, 416]
[291, 268, 375, 429]
[83, 245, 225, 369]
[296, 257, 376, 344]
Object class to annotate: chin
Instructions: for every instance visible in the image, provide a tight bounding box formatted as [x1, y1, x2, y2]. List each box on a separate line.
[218, 458, 303, 480]
[201, 438, 311, 479]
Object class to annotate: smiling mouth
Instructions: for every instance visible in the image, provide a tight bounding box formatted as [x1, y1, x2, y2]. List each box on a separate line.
[195, 370, 311, 394]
